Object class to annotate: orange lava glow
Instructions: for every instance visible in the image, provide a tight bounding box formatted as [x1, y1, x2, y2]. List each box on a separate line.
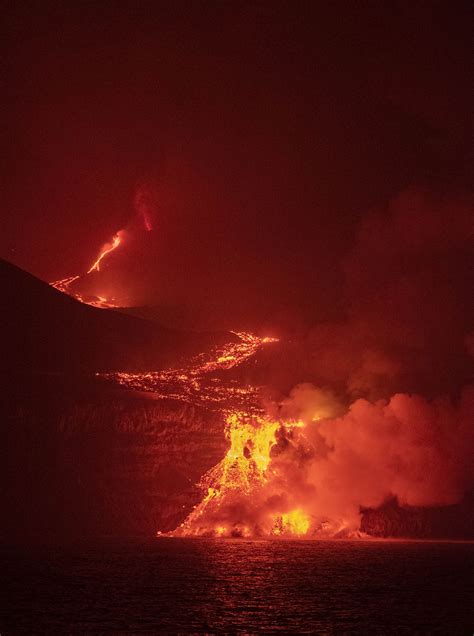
[50, 275, 80, 295]
[99, 331, 309, 539]
[86, 232, 122, 273]
[169, 411, 310, 538]
[50, 230, 125, 307]
[101, 332, 278, 413]
[272, 509, 310, 536]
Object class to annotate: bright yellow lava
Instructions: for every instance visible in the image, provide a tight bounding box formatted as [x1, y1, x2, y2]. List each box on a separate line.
[223, 412, 280, 485]
[170, 412, 310, 538]
[272, 509, 311, 536]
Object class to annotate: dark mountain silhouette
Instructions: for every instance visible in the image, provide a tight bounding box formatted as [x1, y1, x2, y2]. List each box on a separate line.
[0, 258, 235, 373]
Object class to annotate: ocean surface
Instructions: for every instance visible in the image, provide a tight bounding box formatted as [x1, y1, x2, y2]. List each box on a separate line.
[1, 538, 473, 634]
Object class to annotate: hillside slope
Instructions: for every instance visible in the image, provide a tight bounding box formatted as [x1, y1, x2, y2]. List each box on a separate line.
[0, 258, 235, 373]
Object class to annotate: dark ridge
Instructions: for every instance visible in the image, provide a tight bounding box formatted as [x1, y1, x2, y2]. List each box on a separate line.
[0, 258, 236, 373]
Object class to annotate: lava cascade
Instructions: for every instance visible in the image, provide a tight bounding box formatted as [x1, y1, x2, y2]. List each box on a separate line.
[165, 412, 313, 538]
[100, 331, 318, 538]
[86, 232, 123, 274]
[50, 229, 125, 308]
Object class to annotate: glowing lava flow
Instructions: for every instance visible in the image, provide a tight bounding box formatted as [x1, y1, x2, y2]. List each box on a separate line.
[100, 332, 278, 414]
[167, 412, 311, 538]
[99, 331, 315, 537]
[50, 275, 80, 295]
[86, 232, 122, 273]
[50, 230, 125, 308]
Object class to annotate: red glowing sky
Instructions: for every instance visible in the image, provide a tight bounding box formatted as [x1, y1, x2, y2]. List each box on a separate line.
[2, 2, 472, 327]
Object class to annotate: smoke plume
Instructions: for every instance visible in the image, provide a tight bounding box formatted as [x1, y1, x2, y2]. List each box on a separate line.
[279, 383, 473, 531]
[267, 188, 474, 532]
[175, 187, 473, 537]
[280, 188, 474, 400]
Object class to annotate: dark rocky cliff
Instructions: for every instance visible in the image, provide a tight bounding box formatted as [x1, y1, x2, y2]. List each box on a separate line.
[2, 376, 227, 541]
[360, 495, 474, 540]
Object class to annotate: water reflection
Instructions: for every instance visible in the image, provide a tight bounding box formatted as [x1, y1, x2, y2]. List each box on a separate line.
[1, 539, 473, 633]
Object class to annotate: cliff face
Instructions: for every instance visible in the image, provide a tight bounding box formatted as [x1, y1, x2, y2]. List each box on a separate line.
[3, 375, 473, 541]
[360, 496, 474, 540]
[2, 378, 227, 540]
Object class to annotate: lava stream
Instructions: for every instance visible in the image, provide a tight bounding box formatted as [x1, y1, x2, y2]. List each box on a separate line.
[86, 232, 122, 273]
[99, 332, 278, 414]
[50, 225, 130, 307]
[167, 412, 312, 538]
[100, 331, 315, 538]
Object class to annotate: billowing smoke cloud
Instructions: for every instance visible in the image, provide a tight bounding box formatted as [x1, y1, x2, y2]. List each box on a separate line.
[275, 188, 474, 401]
[268, 189, 474, 530]
[133, 182, 157, 232]
[279, 383, 473, 531]
[178, 384, 473, 536]
[176, 188, 473, 537]
[269, 190, 473, 531]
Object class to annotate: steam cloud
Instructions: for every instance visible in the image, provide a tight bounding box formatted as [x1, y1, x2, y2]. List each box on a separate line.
[133, 182, 156, 232]
[301, 188, 473, 400]
[271, 188, 474, 531]
[192, 188, 473, 536]
[276, 383, 473, 531]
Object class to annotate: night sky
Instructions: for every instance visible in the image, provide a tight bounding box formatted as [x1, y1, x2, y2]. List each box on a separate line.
[3, 1, 473, 329]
